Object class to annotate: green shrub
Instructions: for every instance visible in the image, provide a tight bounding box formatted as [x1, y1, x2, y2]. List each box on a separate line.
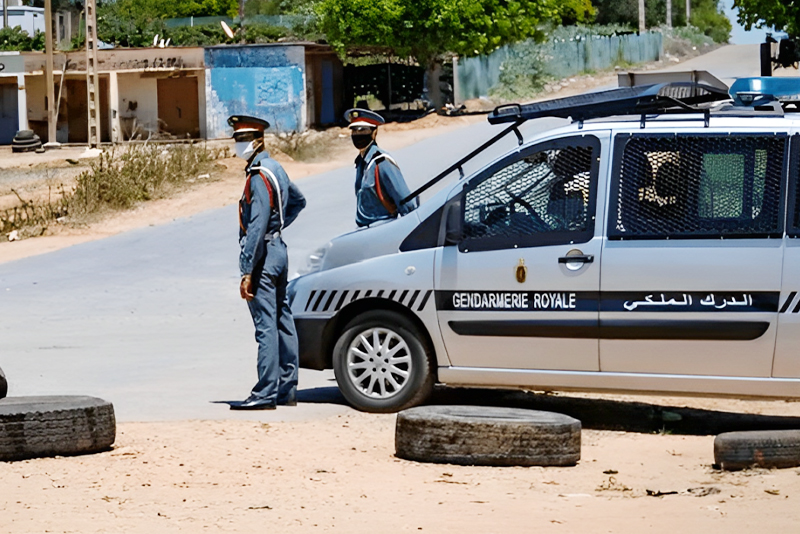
[690, 4, 732, 43]
[70, 143, 223, 213]
[167, 23, 230, 46]
[0, 27, 44, 51]
[243, 23, 289, 43]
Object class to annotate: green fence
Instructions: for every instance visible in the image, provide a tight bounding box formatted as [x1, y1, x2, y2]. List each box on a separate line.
[457, 31, 664, 101]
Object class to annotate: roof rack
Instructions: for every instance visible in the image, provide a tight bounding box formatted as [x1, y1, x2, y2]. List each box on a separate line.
[399, 81, 729, 206]
[488, 82, 730, 125]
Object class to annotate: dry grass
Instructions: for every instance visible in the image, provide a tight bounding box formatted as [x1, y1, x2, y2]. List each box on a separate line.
[1, 142, 228, 239]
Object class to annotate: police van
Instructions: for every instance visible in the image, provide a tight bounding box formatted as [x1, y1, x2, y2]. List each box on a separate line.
[289, 76, 800, 412]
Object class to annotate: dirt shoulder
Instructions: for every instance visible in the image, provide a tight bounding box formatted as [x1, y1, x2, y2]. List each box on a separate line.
[0, 410, 798, 533]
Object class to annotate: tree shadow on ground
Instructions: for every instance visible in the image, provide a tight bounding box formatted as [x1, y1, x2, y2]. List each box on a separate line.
[427, 387, 800, 436]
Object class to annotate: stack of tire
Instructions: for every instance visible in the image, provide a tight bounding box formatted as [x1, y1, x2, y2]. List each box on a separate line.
[11, 130, 43, 153]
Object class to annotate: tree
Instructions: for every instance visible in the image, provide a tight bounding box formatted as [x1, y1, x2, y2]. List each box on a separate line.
[734, 0, 800, 37]
[97, 0, 239, 47]
[592, 0, 731, 43]
[316, 0, 594, 66]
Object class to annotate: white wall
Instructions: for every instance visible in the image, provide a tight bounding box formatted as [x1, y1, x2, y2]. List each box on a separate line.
[116, 72, 158, 140]
[1, 7, 45, 36]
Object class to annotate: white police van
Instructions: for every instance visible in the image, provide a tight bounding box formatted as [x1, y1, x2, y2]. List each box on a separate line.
[289, 76, 800, 412]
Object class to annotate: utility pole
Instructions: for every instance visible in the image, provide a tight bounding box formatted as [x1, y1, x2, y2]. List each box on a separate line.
[686, 0, 691, 23]
[666, 0, 672, 28]
[3, 0, 8, 30]
[44, 0, 59, 148]
[85, 0, 100, 147]
[638, 0, 646, 33]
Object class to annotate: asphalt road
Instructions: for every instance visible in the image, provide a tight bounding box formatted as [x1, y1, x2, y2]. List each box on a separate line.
[0, 45, 765, 422]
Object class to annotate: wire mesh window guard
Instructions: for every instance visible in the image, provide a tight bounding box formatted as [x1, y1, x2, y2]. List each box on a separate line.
[461, 140, 597, 251]
[610, 135, 786, 240]
[790, 136, 800, 237]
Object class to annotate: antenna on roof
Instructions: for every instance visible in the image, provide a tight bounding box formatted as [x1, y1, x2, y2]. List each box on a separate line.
[220, 20, 235, 40]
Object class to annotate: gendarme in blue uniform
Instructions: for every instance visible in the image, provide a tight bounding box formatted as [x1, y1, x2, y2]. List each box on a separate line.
[239, 151, 306, 405]
[354, 143, 418, 227]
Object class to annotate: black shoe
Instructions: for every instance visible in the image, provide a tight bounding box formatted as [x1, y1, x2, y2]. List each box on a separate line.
[278, 388, 297, 407]
[230, 396, 276, 410]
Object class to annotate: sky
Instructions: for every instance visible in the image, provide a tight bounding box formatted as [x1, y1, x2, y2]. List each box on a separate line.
[722, 0, 787, 44]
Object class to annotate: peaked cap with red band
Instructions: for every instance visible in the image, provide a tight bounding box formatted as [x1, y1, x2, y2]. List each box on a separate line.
[227, 115, 270, 137]
[345, 108, 385, 129]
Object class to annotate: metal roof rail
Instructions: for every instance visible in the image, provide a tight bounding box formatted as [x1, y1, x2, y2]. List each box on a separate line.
[488, 82, 731, 125]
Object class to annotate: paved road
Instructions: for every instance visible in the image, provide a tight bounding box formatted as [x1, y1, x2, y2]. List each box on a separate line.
[0, 45, 765, 422]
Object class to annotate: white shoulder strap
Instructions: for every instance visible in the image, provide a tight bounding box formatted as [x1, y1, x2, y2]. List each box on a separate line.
[365, 153, 399, 174]
[250, 165, 285, 231]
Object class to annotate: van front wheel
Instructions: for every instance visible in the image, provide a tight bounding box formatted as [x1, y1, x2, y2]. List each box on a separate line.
[333, 310, 435, 413]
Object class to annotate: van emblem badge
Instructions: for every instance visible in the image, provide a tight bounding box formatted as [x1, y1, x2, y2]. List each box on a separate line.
[516, 259, 527, 284]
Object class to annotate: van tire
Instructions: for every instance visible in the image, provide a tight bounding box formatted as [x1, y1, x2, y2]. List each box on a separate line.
[0, 366, 6, 399]
[714, 430, 800, 471]
[395, 405, 581, 466]
[0, 396, 116, 461]
[333, 310, 435, 413]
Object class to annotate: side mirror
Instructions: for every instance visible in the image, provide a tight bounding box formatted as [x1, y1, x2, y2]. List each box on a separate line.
[441, 199, 462, 246]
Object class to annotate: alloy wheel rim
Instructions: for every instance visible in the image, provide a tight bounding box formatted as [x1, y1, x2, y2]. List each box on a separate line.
[346, 327, 412, 399]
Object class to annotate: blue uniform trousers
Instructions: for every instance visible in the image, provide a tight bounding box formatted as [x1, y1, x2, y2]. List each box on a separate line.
[246, 238, 298, 403]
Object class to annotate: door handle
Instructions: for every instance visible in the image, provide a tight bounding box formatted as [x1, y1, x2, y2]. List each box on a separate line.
[558, 254, 594, 264]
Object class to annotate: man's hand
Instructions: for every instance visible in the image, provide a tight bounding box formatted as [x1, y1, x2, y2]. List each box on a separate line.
[240, 274, 254, 301]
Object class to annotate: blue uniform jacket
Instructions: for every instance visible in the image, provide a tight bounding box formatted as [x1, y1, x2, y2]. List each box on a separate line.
[239, 152, 306, 276]
[354, 143, 419, 227]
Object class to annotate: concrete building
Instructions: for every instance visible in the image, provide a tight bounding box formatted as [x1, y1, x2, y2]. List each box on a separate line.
[0, 43, 346, 145]
[0, 5, 44, 37]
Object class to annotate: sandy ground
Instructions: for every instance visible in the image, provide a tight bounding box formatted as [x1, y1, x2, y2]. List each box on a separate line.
[4, 49, 800, 532]
[1, 411, 799, 533]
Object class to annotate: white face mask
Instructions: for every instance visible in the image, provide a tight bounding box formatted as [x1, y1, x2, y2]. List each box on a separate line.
[235, 140, 256, 160]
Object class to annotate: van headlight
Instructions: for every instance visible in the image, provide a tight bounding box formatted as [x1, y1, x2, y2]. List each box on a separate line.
[299, 243, 330, 275]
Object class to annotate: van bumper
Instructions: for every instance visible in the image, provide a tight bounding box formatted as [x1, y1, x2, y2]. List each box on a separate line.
[295, 317, 330, 370]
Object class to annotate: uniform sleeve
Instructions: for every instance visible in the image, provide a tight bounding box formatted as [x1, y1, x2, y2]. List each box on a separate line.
[284, 181, 306, 228]
[239, 174, 270, 276]
[379, 161, 418, 216]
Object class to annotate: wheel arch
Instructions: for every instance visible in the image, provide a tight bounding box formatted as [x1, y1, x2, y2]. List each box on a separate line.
[320, 297, 438, 373]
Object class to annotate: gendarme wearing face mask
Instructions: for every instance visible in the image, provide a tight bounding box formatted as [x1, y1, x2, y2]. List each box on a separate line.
[227, 114, 307, 411]
[346, 108, 419, 228]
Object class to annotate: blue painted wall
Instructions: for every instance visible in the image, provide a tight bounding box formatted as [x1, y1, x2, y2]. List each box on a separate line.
[205, 45, 305, 137]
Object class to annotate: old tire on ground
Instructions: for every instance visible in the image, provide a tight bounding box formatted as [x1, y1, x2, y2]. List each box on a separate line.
[0, 367, 6, 399]
[333, 310, 435, 413]
[14, 129, 35, 140]
[714, 430, 800, 471]
[396, 405, 581, 466]
[0, 396, 116, 461]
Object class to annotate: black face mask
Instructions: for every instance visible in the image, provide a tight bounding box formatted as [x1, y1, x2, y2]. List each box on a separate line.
[352, 133, 373, 150]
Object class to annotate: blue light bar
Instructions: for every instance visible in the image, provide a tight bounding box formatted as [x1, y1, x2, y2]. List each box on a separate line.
[729, 77, 800, 106]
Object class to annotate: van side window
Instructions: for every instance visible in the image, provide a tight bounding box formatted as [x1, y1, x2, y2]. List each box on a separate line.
[788, 135, 800, 238]
[610, 135, 786, 239]
[460, 137, 599, 252]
